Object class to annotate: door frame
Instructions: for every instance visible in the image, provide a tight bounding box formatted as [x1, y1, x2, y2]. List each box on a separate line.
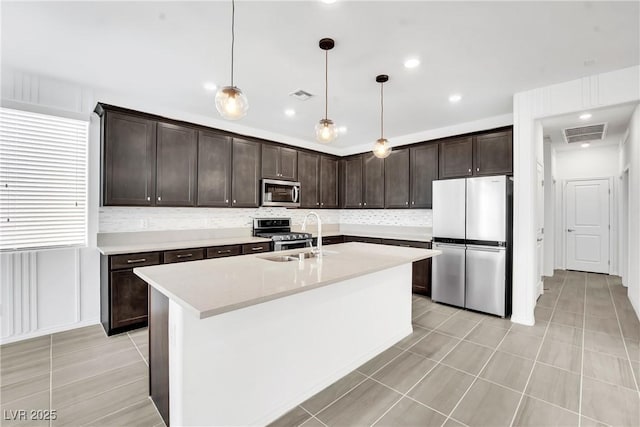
[558, 176, 615, 274]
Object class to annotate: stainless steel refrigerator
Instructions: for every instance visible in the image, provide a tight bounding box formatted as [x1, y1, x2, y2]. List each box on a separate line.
[431, 176, 512, 317]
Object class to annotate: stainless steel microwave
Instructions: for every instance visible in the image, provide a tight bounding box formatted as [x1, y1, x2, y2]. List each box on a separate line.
[261, 179, 300, 207]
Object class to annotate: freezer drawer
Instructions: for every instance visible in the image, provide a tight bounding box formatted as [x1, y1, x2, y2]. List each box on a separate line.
[465, 245, 506, 316]
[432, 179, 466, 239]
[432, 242, 466, 308]
[466, 176, 507, 242]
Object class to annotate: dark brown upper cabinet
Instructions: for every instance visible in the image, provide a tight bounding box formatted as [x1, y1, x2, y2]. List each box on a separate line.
[410, 143, 438, 208]
[103, 111, 156, 206]
[439, 136, 473, 179]
[298, 151, 320, 208]
[363, 153, 384, 208]
[384, 148, 410, 208]
[261, 144, 297, 181]
[320, 156, 339, 208]
[343, 155, 363, 208]
[197, 130, 232, 207]
[473, 129, 513, 176]
[231, 138, 260, 207]
[155, 122, 197, 207]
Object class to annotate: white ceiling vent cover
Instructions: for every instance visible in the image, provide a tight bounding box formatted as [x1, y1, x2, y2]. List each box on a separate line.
[563, 123, 607, 144]
[289, 89, 314, 101]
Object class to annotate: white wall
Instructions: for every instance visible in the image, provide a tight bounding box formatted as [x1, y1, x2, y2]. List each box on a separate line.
[554, 144, 621, 180]
[621, 105, 640, 316]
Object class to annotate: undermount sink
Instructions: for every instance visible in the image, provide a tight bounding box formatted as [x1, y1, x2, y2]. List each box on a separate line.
[260, 250, 336, 262]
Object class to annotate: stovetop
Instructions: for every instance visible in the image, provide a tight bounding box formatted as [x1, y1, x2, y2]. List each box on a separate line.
[256, 232, 312, 241]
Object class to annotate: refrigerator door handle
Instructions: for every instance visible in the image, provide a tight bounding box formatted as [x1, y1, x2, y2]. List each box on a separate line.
[466, 245, 507, 252]
[433, 243, 466, 249]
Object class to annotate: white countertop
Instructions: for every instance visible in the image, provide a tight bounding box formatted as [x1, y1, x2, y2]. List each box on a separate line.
[97, 236, 271, 255]
[134, 242, 440, 320]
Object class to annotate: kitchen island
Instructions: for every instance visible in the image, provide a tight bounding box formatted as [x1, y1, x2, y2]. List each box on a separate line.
[134, 242, 440, 426]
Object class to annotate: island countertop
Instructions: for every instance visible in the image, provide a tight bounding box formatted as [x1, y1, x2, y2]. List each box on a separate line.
[134, 242, 440, 320]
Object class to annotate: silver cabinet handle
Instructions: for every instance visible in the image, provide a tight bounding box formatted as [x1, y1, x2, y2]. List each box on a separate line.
[157, 196, 161, 201]
[468, 168, 471, 173]
[251, 246, 264, 251]
[225, 199, 229, 203]
[477, 167, 480, 172]
[358, 202, 362, 206]
[316, 202, 319, 206]
[405, 201, 408, 205]
[176, 253, 193, 258]
[233, 200, 236, 204]
[412, 201, 415, 205]
[364, 202, 367, 206]
[321, 202, 324, 206]
[217, 250, 231, 254]
[146, 196, 150, 201]
[567, 229, 575, 232]
[127, 258, 147, 264]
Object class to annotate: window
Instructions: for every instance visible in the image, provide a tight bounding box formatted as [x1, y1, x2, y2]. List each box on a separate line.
[0, 107, 88, 251]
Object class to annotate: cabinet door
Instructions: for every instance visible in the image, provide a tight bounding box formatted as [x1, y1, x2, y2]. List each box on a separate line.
[473, 129, 513, 176]
[261, 144, 280, 179]
[104, 111, 156, 206]
[343, 156, 363, 208]
[363, 153, 384, 208]
[231, 138, 260, 207]
[197, 131, 232, 207]
[410, 144, 438, 208]
[320, 156, 339, 208]
[412, 259, 431, 296]
[384, 148, 410, 208]
[439, 137, 473, 179]
[110, 270, 148, 329]
[298, 151, 320, 208]
[279, 147, 298, 181]
[156, 123, 197, 206]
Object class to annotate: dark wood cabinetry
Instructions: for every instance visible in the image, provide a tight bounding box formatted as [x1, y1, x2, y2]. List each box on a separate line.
[410, 144, 438, 208]
[473, 129, 513, 176]
[379, 239, 432, 296]
[363, 153, 384, 208]
[155, 123, 197, 207]
[320, 156, 339, 208]
[102, 111, 156, 206]
[384, 148, 410, 208]
[343, 156, 363, 208]
[101, 251, 161, 335]
[262, 145, 297, 181]
[206, 244, 242, 259]
[163, 248, 204, 263]
[197, 131, 232, 207]
[231, 138, 261, 207]
[439, 137, 474, 179]
[298, 152, 320, 208]
[241, 242, 271, 254]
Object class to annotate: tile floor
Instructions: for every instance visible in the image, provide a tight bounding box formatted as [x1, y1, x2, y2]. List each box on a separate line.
[1, 270, 638, 427]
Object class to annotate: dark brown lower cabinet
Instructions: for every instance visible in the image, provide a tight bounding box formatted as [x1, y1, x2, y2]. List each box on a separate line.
[242, 242, 271, 254]
[206, 244, 242, 259]
[149, 287, 170, 426]
[343, 235, 382, 244]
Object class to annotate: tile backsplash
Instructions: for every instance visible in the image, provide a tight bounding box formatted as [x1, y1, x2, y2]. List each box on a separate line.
[99, 207, 432, 233]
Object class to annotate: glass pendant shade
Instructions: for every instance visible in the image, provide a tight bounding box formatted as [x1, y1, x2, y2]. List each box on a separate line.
[315, 118, 338, 143]
[372, 138, 391, 159]
[215, 86, 248, 120]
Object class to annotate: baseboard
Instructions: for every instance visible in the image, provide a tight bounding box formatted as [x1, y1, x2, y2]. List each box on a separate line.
[510, 314, 535, 326]
[0, 318, 101, 345]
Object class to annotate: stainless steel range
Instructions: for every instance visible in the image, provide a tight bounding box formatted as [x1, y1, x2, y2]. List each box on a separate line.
[253, 218, 312, 251]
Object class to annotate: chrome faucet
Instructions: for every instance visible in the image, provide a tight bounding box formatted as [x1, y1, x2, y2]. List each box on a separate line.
[301, 212, 322, 257]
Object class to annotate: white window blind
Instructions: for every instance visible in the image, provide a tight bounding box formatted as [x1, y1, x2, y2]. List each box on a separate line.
[0, 107, 88, 251]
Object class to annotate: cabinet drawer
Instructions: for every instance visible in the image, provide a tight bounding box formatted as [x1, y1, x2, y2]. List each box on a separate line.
[110, 252, 161, 270]
[344, 236, 382, 244]
[380, 239, 430, 249]
[163, 248, 204, 264]
[242, 242, 271, 254]
[322, 235, 345, 245]
[206, 244, 242, 259]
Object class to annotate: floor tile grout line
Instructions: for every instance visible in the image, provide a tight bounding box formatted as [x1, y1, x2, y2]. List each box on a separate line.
[81, 398, 156, 426]
[508, 270, 570, 427]
[127, 331, 149, 367]
[307, 374, 370, 418]
[49, 334, 52, 427]
[578, 272, 588, 427]
[297, 405, 327, 427]
[54, 376, 149, 413]
[605, 274, 640, 396]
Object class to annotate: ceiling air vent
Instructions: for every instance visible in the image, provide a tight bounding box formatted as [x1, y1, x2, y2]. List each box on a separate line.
[563, 123, 607, 144]
[289, 89, 314, 101]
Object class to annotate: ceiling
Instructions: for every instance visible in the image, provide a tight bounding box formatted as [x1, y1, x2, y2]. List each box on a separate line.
[2, 1, 639, 154]
[542, 102, 637, 152]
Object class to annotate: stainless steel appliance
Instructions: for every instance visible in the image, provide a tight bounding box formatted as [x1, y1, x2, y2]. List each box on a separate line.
[261, 179, 300, 207]
[432, 176, 512, 317]
[253, 218, 312, 251]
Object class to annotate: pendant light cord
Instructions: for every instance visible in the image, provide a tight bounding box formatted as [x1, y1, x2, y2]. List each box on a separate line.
[324, 50, 329, 120]
[231, 0, 235, 87]
[380, 82, 384, 138]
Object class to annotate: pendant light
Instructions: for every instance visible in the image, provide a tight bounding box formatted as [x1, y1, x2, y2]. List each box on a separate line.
[372, 74, 392, 159]
[215, 0, 248, 120]
[315, 38, 338, 143]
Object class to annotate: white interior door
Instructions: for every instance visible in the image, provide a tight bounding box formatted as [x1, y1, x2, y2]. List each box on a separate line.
[565, 179, 610, 273]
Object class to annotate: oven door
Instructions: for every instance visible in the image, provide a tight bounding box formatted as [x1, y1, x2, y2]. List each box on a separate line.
[262, 179, 301, 207]
[274, 240, 312, 251]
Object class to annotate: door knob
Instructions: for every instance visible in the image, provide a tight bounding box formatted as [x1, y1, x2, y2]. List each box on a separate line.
[567, 229, 575, 232]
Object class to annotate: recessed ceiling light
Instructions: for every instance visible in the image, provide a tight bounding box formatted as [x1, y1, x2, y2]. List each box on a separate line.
[579, 113, 592, 120]
[203, 82, 217, 91]
[284, 109, 296, 117]
[338, 126, 347, 133]
[581, 143, 590, 148]
[404, 58, 420, 69]
[449, 94, 462, 103]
